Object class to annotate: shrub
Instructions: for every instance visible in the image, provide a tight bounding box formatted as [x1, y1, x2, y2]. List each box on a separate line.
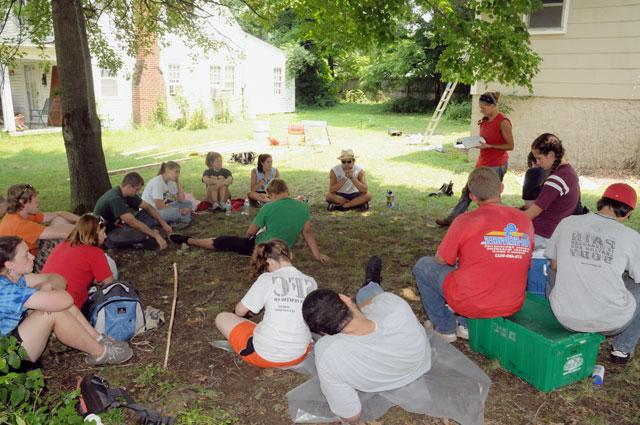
[213, 95, 232, 124]
[188, 107, 209, 130]
[150, 99, 170, 127]
[0, 336, 85, 424]
[444, 100, 472, 122]
[384, 97, 430, 113]
[344, 89, 368, 104]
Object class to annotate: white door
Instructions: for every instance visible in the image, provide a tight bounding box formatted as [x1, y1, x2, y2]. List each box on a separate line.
[24, 64, 40, 121]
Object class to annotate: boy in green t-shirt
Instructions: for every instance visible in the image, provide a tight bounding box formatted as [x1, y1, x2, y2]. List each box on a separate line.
[170, 179, 329, 263]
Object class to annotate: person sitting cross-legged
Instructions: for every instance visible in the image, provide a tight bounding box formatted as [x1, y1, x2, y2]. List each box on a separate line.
[547, 183, 640, 365]
[215, 239, 318, 368]
[302, 256, 431, 423]
[170, 178, 329, 263]
[325, 149, 372, 211]
[413, 167, 534, 342]
[94, 172, 172, 251]
[0, 184, 78, 272]
[0, 236, 132, 366]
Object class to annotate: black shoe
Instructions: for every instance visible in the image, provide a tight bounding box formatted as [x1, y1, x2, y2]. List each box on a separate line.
[169, 234, 190, 245]
[327, 203, 345, 212]
[435, 217, 452, 227]
[363, 255, 382, 287]
[135, 237, 159, 250]
[357, 203, 369, 211]
[445, 181, 454, 196]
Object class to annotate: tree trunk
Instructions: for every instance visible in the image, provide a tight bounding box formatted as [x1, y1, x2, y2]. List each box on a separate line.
[51, 0, 111, 214]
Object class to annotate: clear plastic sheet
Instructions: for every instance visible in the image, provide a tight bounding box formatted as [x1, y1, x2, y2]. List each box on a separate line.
[286, 330, 491, 425]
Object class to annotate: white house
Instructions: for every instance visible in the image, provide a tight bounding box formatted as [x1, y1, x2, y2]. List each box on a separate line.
[0, 11, 294, 132]
[470, 0, 640, 170]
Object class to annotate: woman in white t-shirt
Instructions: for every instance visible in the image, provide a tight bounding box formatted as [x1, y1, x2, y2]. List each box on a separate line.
[141, 161, 197, 227]
[215, 239, 317, 368]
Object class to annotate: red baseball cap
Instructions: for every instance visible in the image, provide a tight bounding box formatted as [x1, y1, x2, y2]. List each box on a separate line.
[602, 183, 637, 209]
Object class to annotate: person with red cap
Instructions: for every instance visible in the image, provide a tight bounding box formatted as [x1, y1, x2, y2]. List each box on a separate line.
[546, 183, 640, 364]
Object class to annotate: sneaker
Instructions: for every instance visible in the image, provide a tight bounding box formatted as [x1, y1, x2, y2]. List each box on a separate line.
[86, 342, 133, 366]
[137, 238, 159, 250]
[456, 325, 469, 340]
[423, 321, 457, 343]
[357, 203, 370, 211]
[363, 255, 382, 287]
[435, 217, 451, 227]
[209, 201, 221, 211]
[169, 234, 191, 245]
[327, 203, 344, 212]
[96, 334, 129, 350]
[610, 348, 631, 364]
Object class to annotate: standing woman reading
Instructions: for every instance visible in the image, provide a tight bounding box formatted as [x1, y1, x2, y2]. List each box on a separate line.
[436, 92, 514, 226]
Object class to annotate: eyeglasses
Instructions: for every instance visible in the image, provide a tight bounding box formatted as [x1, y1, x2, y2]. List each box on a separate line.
[341, 160, 353, 164]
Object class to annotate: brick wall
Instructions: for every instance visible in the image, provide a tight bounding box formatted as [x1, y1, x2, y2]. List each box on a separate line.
[132, 36, 166, 126]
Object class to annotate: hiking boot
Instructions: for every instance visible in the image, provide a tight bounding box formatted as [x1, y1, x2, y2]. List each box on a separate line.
[456, 325, 469, 340]
[97, 334, 129, 350]
[610, 348, 631, 364]
[435, 217, 452, 227]
[423, 321, 457, 343]
[86, 342, 133, 366]
[169, 234, 190, 245]
[363, 255, 382, 287]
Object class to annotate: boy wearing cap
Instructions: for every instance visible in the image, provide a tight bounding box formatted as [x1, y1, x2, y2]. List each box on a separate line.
[325, 149, 372, 211]
[547, 183, 640, 364]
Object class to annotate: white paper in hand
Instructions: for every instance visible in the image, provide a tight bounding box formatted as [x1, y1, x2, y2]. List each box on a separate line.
[454, 136, 486, 149]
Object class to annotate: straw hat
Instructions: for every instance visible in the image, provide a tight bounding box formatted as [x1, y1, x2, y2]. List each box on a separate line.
[337, 149, 357, 160]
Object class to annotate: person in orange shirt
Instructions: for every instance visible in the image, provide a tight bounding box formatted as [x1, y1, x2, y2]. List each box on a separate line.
[0, 184, 78, 272]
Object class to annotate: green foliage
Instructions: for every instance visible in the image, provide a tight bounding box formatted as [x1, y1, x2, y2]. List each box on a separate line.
[188, 106, 209, 130]
[0, 336, 85, 425]
[343, 89, 369, 104]
[213, 95, 233, 124]
[177, 407, 237, 425]
[172, 89, 190, 129]
[150, 99, 170, 128]
[444, 100, 472, 122]
[384, 97, 431, 114]
[134, 364, 164, 386]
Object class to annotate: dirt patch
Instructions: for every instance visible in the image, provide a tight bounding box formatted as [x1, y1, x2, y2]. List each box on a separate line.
[41, 208, 640, 424]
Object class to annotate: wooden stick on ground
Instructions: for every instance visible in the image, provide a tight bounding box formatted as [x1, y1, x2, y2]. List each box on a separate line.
[163, 263, 179, 369]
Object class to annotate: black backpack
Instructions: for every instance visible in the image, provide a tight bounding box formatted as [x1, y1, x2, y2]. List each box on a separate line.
[78, 374, 175, 425]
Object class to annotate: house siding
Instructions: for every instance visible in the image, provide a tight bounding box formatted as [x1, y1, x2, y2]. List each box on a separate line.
[471, 0, 640, 169]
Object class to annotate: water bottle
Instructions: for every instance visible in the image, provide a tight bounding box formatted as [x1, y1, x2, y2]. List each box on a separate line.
[386, 191, 395, 208]
[592, 364, 605, 385]
[224, 199, 232, 216]
[241, 198, 250, 215]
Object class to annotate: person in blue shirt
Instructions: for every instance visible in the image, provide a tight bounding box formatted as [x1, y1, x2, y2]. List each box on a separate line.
[0, 236, 132, 366]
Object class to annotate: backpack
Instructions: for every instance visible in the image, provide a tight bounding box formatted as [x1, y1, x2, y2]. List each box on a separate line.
[78, 374, 175, 425]
[87, 281, 145, 341]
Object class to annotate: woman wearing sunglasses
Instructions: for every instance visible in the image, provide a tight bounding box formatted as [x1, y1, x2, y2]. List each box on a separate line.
[0, 184, 78, 272]
[325, 149, 372, 211]
[42, 214, 116, 311]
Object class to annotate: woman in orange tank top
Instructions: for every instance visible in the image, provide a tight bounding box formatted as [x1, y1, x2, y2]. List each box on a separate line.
[436, 92, 514, 227]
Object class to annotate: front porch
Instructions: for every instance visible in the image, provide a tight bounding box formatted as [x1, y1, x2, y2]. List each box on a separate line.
[1, 55, 61, 133]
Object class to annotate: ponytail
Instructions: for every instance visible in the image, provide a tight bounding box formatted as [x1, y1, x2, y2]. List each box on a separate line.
[158, 161, 181, 176]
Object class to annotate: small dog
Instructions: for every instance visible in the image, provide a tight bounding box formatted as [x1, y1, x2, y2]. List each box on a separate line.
[229, 152, 257, 165]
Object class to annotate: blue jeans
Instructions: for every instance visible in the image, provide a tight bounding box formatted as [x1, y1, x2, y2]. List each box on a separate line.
[448, 164, 508, 221]
[413, 256, 467, 334]
[105, 210, 159, 249]
[356, 281, 384, 306]
[611, 276, 640, 353]
[158, 201, 192, 224]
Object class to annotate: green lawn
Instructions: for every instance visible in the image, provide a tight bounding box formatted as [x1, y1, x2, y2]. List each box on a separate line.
[2, 102, 640, 424]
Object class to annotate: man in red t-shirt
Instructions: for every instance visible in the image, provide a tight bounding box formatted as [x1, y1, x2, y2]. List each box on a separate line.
[414, 167, 534, 342]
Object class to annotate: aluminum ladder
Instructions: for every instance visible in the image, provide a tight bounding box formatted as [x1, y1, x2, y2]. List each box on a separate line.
[423, 81, 458, 143]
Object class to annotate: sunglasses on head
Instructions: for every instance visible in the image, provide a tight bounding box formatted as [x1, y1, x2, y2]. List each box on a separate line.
[19, 184, 35, 200]
[341, 160, 353, 164]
